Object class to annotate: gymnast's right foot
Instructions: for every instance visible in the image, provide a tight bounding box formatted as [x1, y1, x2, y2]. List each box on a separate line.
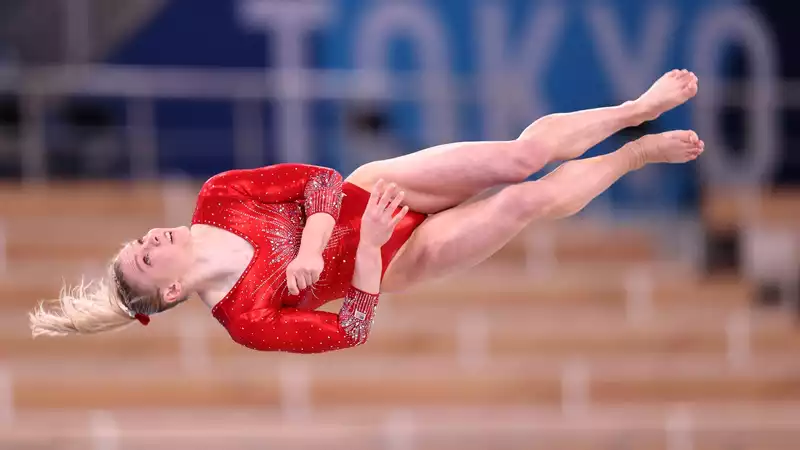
[626, 130, 705, 170]
[634, 69, 699, 123]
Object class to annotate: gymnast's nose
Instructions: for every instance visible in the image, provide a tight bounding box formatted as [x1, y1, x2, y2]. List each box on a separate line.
[146, 230, 161, 247]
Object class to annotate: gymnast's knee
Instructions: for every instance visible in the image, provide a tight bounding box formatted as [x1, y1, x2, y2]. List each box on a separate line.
[508, 181, 565, 222]
[503, 140, 553, 181]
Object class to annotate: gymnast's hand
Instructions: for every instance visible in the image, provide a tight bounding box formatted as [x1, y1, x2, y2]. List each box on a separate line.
[360, 179, 409, 248]
[286, 249, 324, 296]
[287, 209, 336, 296]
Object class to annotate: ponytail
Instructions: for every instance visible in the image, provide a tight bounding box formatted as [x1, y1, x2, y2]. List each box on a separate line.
[31, 256, 188, 338]
[29, 271, 135, 337]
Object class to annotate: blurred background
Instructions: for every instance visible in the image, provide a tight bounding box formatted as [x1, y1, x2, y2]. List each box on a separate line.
[0, 0, 798, 448]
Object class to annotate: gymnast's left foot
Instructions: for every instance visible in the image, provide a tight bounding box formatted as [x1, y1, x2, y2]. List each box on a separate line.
[634, 69, 699, 123]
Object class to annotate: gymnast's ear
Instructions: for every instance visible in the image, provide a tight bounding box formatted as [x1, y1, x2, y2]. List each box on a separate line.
[162, 282, 184, 304]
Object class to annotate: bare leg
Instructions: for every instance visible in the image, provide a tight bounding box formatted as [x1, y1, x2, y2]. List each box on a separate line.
[381, 130, 705, 290]
[347, 70, 699, 214]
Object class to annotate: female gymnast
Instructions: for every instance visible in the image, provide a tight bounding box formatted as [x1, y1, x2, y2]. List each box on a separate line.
[30, 69, 702, 354]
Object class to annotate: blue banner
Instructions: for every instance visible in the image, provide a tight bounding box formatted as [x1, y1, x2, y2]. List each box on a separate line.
[107, 0, 766, 214]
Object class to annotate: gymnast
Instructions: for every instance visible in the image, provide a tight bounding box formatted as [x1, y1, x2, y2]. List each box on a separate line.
[30, 70, 702, 354]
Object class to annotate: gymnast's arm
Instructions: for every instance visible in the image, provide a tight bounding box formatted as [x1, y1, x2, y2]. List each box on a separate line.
[225, 239, 384, 354]
[201, 164, 344, 294]
[200, 163, 344, 220]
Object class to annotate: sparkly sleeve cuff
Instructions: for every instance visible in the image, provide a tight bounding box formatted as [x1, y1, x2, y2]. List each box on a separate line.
[304, 170, 343, 220]
[338, 286, 380, 346]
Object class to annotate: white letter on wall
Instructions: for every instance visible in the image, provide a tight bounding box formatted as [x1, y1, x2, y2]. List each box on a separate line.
[587, 3, 675, 100]
[692, 6, 779, 187]
[355, 2, 455, 146]
[477, 2, 564, 140]
[240, 0, 333, 163]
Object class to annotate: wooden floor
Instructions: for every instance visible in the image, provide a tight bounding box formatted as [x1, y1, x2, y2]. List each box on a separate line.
[1, 182, 799, 449]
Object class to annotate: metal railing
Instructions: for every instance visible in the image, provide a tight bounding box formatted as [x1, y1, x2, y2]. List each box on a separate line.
[0, 64, 794, 183]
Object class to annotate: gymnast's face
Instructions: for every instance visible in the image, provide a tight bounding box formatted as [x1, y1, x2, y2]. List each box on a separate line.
[116, 226, 194, 302]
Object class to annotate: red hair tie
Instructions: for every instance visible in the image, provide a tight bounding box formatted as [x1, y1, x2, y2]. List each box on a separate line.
[134, 313, 151, 326]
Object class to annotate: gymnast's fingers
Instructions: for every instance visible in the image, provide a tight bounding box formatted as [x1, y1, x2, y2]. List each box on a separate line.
[377, 183, 396, 210]
[385, 191, 405, 219]
[296, 273, 308, 291]
[369, 179, 385, 206]
[305, 272, 316, 288]
[390, 206, 410, 227]
[286, 272, 300, 295]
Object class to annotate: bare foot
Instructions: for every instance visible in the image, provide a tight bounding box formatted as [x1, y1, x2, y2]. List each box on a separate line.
[633, 69, 699, 123]
[627, 130, 705, 170]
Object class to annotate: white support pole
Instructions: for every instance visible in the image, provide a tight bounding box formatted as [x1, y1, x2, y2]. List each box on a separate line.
[279, 361, 311, 421]
[624, 268, 653, 325]
[89, 410, 119, 450]
[383, 409, 416, 450]
[665, 405, 694, 450]
[561, 359, 589, 418]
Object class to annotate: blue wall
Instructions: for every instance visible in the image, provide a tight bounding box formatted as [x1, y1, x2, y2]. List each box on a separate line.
[101, 0, 752, 213]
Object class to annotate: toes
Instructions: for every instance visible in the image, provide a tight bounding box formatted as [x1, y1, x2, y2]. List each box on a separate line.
[664, 69, 699, 85]
[666, 130, 700, 145]
[683, 73, 699, 96]
[688, 139, 705, 160]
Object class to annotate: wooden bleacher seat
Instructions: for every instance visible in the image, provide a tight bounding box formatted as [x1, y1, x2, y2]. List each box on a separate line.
[0, 265, 754, 310]
[9, 299, 798, 360]
[2, 405, 799, 450]
[9, 355, 800, 409]
[10, 353, 800, 409]
[5, 216, 164, 263]
[390, 272, 753, 309]
[0, 181, 169, 217]
[489, 221, 661, 265]
[1, 181, 799, 439]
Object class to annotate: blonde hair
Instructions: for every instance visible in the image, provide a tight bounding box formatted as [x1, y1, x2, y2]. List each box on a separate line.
[29, 269, 135, 337]
[28, 254, 167, 338]
[29, 251, 191, 338]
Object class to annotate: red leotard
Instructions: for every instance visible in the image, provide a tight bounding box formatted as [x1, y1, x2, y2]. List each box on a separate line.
[191, 164, 426, 354]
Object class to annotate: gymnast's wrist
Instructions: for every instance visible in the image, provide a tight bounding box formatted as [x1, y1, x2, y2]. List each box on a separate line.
[353, 244, 382, 292]
[355, 243, 381, 259]
[299, 213, 335, 255]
